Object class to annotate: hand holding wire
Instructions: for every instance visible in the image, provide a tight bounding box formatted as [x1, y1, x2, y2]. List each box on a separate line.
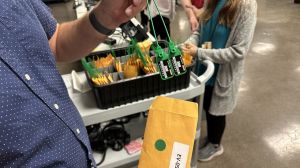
[94, 0, 146, 29]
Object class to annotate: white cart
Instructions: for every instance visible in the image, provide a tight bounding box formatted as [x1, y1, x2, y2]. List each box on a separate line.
[62, 60, 214, 168]
[66, 2, 215, 167]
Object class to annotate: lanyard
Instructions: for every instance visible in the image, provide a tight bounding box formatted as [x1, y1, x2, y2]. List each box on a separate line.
[146, 0, 187, 80]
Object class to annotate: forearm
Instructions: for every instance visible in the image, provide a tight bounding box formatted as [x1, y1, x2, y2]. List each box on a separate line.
[185, 31, 200, 45]
[181, 0, 196, 19]
[49, 0, 146, 63]
[196, 46, 245, 64]
[51, 13, 108, 63]
[196, 3, 257, 64]
[196, 24, 256, 64]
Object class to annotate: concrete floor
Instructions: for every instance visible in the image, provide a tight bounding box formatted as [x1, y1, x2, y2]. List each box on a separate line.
[47, 0, 300, 167]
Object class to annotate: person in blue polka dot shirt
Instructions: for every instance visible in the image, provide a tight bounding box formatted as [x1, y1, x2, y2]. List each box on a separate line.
[0, 0, 146, 167]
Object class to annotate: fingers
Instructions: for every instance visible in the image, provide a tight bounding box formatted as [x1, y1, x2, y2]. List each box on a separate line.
[181, 43, 197, 56]
[125, 4, 141, 17]
[185, 43, 193, 49]
[191, 22, 199, 32]
[189, 16, 199, 32]
[191, 24, 197, 32]
[133, 0, 142, 6]
[125, 0, 146, 17]
[125, 4, 134, 16]
[180, 45, 187, 51]
[181, 44, 190, 53]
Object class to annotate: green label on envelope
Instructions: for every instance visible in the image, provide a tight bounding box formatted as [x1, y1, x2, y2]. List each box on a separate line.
[155, 139, 166, 151]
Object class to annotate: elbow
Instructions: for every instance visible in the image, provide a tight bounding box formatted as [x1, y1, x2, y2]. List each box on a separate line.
[231, 44, 248, 60]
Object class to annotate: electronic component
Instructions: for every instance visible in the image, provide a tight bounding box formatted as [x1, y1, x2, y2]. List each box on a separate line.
[120, 19, 149, 42]
[104, 37, 117, 45]
[87, 120, 131, 166]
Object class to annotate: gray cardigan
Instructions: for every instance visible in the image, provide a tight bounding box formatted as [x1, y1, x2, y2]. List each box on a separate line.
[186, 0, 257, 116]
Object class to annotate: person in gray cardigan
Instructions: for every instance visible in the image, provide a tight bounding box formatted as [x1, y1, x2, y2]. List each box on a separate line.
[181, 0, 257, 161]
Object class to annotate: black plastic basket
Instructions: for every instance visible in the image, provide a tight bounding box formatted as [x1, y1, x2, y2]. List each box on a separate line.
[83, 41, 195, 109]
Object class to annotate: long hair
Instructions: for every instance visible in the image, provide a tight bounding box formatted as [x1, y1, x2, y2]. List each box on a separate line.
[200, 0, 240, 27]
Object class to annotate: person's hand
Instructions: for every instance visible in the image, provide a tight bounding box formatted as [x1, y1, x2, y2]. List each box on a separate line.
[181, 43, 198, 57]
[185, 5, 199, 32]
[93, 0, 146, 29]
[189, 16, 199, 32]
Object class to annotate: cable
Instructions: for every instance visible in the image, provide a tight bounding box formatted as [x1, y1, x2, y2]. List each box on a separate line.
[90, 120, 131, 166]
[146, 0, 159, 47]
[96, 149, 107, 166]
[151, 0, 172, 41]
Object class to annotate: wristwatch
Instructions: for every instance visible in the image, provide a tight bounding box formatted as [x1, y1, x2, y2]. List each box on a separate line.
[89, 11, 115, 36]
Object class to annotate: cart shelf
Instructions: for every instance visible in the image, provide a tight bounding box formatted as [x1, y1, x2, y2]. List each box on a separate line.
[69, 2, 214, 167]
[62, 69, 211, 126]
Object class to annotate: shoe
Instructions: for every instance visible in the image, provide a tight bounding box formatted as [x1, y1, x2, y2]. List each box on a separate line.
[198, 142, 224, 162]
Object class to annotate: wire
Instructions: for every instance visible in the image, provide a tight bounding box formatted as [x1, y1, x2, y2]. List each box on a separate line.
[151, 0, 172, 41]
[146, 0, 159, 46]
[94, 119, 131, 166]
[96, 149, 107, 166]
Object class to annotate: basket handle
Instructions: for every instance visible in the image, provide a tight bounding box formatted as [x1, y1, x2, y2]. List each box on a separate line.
[196, 60, 215, 84]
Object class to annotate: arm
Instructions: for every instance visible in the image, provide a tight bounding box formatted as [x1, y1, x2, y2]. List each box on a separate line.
[182, 1, 257, 64]
[184, 30, 201, 46]
[49, 0, 146, 63]
[198, 1, 257, 64]
[180, 0, 199, 32]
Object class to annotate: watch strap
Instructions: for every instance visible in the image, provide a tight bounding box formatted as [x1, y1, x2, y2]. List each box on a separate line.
[89, 11, 115, 36]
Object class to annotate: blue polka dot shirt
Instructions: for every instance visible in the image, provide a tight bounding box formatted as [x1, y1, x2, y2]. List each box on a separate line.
[0, 0, 96, 167]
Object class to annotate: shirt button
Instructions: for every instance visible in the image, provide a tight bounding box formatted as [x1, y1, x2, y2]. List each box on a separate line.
[54, 104, 59, 110]
[76, 128, 80, 134]
[25, 74, 31, 81]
